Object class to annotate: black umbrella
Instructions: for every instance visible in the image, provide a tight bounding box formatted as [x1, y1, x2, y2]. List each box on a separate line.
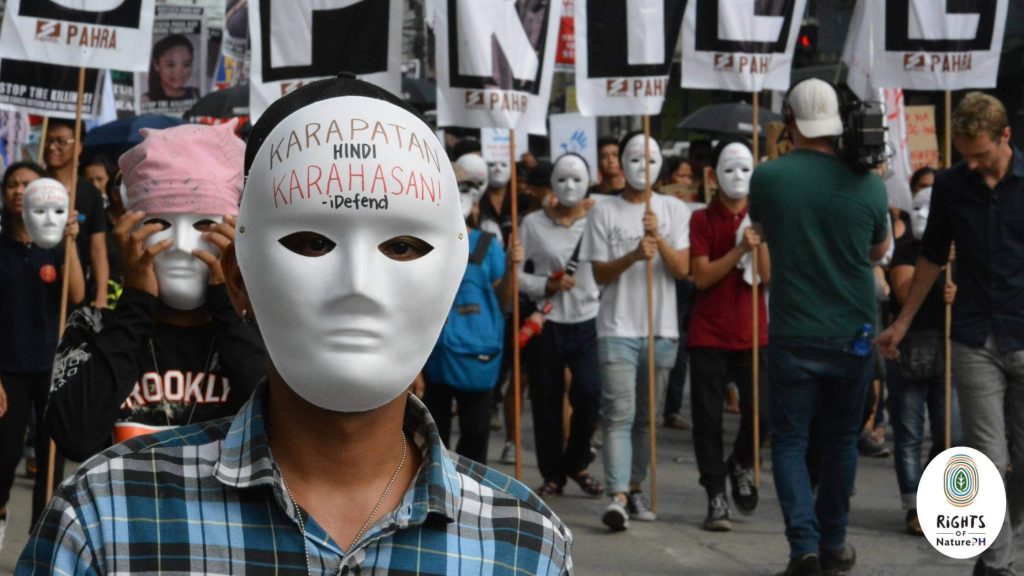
[184, 85, 249, 121]
[84, 114, 186, 161]
[675, 102, 782, 139]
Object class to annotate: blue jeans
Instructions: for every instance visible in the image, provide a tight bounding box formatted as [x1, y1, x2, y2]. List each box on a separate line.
[598, 337, 678, 496]
[769, 337, 873, 558]
[886, 360, 964, 509]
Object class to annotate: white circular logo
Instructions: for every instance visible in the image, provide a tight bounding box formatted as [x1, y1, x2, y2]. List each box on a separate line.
[917, 447, 1006, 559]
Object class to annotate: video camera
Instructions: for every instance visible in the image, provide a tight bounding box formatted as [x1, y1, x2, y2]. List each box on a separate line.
[836, 91, 888, 172]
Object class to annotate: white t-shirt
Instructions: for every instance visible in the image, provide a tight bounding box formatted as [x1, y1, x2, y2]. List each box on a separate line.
[518, 210, 600, 324]
[580, 193, 691, 338]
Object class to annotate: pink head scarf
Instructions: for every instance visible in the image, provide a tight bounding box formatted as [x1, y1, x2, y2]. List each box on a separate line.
[119, 120, 244, 215]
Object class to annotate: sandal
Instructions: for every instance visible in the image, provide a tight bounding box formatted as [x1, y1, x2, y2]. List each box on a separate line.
[570, 471, 604, 497]
[536, 481, 563, 498]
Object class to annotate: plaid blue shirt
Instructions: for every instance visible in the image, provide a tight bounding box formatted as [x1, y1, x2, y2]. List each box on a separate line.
[17, 387, 573, 575]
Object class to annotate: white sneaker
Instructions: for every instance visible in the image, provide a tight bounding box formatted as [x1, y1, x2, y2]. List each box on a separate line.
[499, 441, 516, 465]
[627, 491, 657, 521]
[601, 496, 629, 531]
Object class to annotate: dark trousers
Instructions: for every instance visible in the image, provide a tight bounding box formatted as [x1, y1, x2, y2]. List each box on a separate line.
[423, 380, 493, 465]
[525, 319, 600, 485]
[689, 347, 767, 497]
[664, 279, 695, 418]
[0, 371, 65, 530]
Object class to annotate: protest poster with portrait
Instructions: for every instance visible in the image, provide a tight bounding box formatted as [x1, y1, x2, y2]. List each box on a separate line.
[434, 0, 563, 135]
[0, 0, 156, 71]
[221, 0, 250, 88]
[248, 0, 403, 122]
[0, 59, 104, 119]
[135, 3, 207, 116]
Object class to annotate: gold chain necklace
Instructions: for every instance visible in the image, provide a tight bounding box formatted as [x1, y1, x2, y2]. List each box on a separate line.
[280, 433, 408, 575]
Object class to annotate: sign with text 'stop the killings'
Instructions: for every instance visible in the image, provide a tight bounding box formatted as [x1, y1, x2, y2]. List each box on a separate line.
[248, 0, 403, 122]
[0, 0, 156, 71]
[680, 0, 808, 92]
[846, 0, 1008, 93]
[435, 0, 563, 135]
[574, 0, 686, 117]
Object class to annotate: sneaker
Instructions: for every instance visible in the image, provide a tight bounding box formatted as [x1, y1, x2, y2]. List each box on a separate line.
[728, 458, 759, 515]
[601, 495, 629, 531]
[777, 554, 822, 576]
[499, 441, 516, 465]
[703, 493, 732, 532]
[627, 491, 657, 522]
[857, 430, 891, 457]
[820, 544, 856, 574]
[906, 509, 923, 535]
[663, 413, 691, 430]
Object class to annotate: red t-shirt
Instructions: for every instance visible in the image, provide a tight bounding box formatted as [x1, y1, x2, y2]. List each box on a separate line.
[688, 200, 768, 350]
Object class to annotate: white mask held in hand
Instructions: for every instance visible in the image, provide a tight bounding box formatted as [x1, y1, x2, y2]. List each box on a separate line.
[621, 134, 662, 192]
[716, 143, 754, 200]
[911, 186, 932, 241]
[551, 154, 589, 207]
[237, 92, 468, 413]
[487, 159, 511, 189]
[455, 154, 489, 202]
[22, 178, 69, 249]
[142, 213, 221, 310]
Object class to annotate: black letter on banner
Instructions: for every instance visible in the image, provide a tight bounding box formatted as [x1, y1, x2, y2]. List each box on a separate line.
[446, 0, 553, 94]
[259, 0, 390, 82]
[885, 0, 997, 52]
[694, 0, 797, 54]
[19, 0, 142, 28]
[586, 0, 686, 78]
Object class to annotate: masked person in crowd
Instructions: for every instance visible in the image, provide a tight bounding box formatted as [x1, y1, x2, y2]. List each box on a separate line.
[0, 170, 84, 549]
[45, 122, 265, 464]
[80, 155, 125, 297]
[581, 131, 691, 531]
[588, 136, 626, 197]
[750, 79, 890, 576]
[879, 92, 1023, 576]
[884, 168, 963, 536]
[519, 153, 603, 499]
[688, 141, 770, 532]
[479, 151, 526, 248]
[20, 75, 572, 575]
[45, 119, 109, 308]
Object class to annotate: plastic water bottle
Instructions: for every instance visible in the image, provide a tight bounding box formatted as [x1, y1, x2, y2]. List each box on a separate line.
[850, 323, 875, 357]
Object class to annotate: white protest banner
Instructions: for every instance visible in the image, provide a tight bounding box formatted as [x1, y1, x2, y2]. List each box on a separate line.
[882, 88, 912, 213]
[481, 127, 529, 163]
[549, 113, 598, 181]
[680, 0, 808, 92]
[135, 3, 207, 117]
[574, 0, 685, 117]
[905, 104, 939, 171]
[434, 0, 563, 135]
[0, 59, 104, 119]
[845, 0, 1008, 93]
[0, 110, 31, 165]
[554, 0, 575, 73]
[0, 0, 155, 71]
[248, 0, 402, 122]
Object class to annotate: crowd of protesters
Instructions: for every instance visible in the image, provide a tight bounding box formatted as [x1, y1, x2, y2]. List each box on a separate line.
[0, 82, 1020, 576]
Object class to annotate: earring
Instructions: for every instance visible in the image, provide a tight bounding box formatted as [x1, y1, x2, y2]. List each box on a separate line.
[241, 308, 252, 324]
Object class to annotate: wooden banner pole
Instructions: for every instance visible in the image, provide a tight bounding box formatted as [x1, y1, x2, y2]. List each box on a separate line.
[36, 117, 50, 164]
[944, 90, 953, 450]
[510, 129, 523, 480]
[643, 115, 658, 511]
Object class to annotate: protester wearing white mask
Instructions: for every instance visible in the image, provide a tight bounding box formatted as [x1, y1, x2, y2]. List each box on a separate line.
[581, 131, 691, 530]
[45, 121, 265, 464]
[21, 75, 571, 575]
[479, 154, 527, 248]
[0, 163, 83, 544]
[687, 141, 770, 532]
[455, 152, 489, 222]
[519, 153, 603, 499]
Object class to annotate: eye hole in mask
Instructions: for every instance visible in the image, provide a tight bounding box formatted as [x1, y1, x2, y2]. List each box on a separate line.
[378, 235, 434, 262]
[144, 217, 171, 230]
[279, 231, 337, 257]
[193, 219, 217, 232]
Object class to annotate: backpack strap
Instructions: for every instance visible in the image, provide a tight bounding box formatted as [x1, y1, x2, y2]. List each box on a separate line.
[469, 231, 495, 266]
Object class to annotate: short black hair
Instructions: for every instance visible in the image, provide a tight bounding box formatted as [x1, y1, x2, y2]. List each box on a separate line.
[553, 152, 591, 178]
[910, 166, 937, 191]
[47, 118, 86, 145]
[710, 139, 753, 169]
[597, 136, 619, 153]
[452, 137, 482, 159]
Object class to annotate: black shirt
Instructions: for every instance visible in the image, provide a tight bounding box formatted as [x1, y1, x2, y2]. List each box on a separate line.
[920, 146, 1024, 350]
[0, 233, 65, 373]
[73, 180, 107, 268]
[478, 188, 530, 247]
[891, 236, 944, 333]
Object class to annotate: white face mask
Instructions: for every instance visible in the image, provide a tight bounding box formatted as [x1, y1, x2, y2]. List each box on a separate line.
[551, 155, 589, 207]
[236, 96, 468, 413]
[143, 213, 220, 310]
[621, 134, 662, 192]
[911, 186, 932, 241]
[487, 159, 511, 189]
[455, 154, 489, 203]
[716, 143, 754, 199]
[22, 178, 69, 249]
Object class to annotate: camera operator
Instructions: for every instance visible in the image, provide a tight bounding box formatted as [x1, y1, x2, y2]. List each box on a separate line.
[749, 78, 890, 576]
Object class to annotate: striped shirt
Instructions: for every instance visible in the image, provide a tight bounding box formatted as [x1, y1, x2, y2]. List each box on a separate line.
[17, 386, 573, 575]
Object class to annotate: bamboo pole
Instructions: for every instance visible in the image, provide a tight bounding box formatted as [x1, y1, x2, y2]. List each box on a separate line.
[46, 67, 86, 502]
[510, 129, 523, 480]
[643, 115, 658, 511]
[751, 92, 762, 486]
[36, 117, 50, 164]
[752, 92, 760, 162]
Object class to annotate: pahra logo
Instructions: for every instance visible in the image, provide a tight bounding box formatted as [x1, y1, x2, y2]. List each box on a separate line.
[33, 19, 118, 49]
[888, 0, 995, 73]
[35, 20, 61, 42]
[464, 89, 529, 112]
[602, 77, 666, 98]
[713, 53, 773, 74]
